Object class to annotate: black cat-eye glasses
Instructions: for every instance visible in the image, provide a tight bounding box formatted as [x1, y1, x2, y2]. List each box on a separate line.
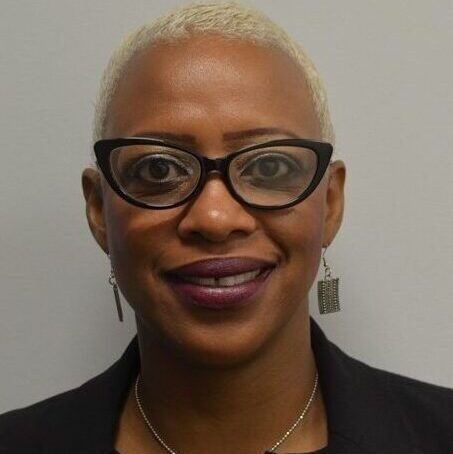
[93, 137, 333, 210]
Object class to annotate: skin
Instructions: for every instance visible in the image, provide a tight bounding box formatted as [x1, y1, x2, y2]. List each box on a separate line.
[82, 34, 345, 453]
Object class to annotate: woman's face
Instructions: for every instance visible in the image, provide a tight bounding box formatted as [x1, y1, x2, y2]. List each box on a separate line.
[82, 35, 345, 366]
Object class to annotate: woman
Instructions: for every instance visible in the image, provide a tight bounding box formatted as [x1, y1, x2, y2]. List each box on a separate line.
[1, 2, 452, 453]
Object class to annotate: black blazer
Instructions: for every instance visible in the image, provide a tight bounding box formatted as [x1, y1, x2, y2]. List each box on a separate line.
[1, 317, 452, 453]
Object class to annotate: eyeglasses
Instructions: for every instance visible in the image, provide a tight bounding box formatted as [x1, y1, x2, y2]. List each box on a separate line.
[93, 137, 333, 210]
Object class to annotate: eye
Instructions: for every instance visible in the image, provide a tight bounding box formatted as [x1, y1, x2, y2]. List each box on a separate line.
[240, 152, 301, 182]
[129, 153, 192, 184]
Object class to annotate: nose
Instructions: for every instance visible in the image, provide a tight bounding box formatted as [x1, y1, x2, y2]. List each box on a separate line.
[177, 173, 258, 243]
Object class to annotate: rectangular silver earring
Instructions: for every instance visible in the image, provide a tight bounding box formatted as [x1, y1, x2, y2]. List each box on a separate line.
[317, 248, 340, 314]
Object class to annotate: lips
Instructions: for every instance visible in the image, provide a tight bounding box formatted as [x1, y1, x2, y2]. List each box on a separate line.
[164, 257, 276, 310]
[165, 257, 276, 279]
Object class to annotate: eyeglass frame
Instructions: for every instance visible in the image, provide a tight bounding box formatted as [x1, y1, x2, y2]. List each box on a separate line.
[93, 137, 333, 211]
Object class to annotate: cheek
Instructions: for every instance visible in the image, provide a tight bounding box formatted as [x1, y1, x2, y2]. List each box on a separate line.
[104, 191, 147, 260]
[267, 194, 325, 293]
[102, 190, 179, 308]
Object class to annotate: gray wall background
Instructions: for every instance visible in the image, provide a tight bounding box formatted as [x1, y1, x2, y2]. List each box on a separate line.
[1, 1, 452, 413]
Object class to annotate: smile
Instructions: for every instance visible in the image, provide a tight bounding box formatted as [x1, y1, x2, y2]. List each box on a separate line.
[165, 264, 275, 310]
[178, 268, 264, 287]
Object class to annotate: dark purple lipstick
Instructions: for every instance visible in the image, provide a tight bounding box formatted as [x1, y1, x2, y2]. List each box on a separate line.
[164, 257, 276, 310]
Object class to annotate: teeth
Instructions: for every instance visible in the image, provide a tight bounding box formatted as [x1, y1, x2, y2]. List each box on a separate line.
[182, 269, 263, 287]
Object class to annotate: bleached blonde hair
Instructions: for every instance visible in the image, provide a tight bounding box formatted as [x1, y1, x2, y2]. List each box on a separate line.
[90, 0, 336, 168]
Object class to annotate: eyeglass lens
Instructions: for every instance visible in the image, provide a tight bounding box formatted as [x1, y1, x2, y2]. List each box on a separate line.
[109, 144, 318, 208]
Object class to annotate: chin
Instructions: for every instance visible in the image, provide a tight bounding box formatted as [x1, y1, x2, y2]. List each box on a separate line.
[155, 317, 279, 369]
[176, 336, 270, 369]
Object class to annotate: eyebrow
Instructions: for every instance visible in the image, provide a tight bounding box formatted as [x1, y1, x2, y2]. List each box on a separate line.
[131, 127, 301, 145]
[223, 127, 300, 141]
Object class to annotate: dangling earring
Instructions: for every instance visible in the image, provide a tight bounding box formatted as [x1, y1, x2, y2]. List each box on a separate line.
[107, 254, 123, 322]
[317, 246, 340, 314]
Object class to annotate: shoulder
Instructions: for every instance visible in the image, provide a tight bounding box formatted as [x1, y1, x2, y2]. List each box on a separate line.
[0, 374, 104, 453]
[312, 318, 453, 451]
[348, 348, 453, 450]
[376, 365, 453, 440]
[358, 353, 453, 412]
[0, 336, 138, 453]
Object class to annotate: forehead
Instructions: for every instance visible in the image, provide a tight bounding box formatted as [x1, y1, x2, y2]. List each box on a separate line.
[105, 34, 320, 140]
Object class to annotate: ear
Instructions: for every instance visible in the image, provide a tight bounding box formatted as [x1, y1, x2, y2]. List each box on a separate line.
[81, 168, 109, 254]
[322, 160, 346, 247]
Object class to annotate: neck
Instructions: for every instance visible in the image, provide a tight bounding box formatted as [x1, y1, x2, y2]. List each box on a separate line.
[133, 303, 326, 453]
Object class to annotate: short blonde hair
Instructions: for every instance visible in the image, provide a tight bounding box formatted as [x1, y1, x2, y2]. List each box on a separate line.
[90, 0, 335, 168]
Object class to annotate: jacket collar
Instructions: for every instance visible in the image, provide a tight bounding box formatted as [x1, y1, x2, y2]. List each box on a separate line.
[309, 317, 421, 453]
[87, 317, 421, 453]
